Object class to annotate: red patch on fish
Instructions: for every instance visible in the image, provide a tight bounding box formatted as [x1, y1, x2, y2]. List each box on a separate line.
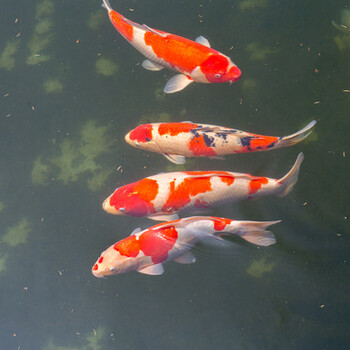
[213, 217, 232, 231]
[114, 235, 140, 258]
[98, 256, 104, 264]
[220, 176, 235, 186]
[199, 54, 230, 82]
[144, 32, 213, 72]
[129, 124, 153, 143]
[188, 134, 217, 157]
[93, 264, 98, 271]
[139, 226, 178, 264]
[115, 226, 178, 264]
[109, 178, 159, 216]
[158, 123, 198, 136]
[249, 136, 279, 151]
[248, 177, 269, 195]
[109, 10, 134, 41]
[162, 177, 212, 212]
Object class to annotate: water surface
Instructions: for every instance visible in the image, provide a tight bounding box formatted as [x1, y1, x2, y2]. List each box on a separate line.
[0, 0, 349, 349]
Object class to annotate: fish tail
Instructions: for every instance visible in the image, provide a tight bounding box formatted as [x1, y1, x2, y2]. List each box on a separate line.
[227, 220, 281, 246]
[101, 0, 112, 12]
[277, 120, 316, 148]
[277, 152, 304, 197]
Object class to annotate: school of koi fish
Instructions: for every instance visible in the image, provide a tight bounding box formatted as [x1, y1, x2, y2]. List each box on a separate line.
[91, 0, 316, 278]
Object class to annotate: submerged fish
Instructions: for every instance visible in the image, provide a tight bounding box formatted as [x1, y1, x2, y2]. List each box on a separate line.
[101, 0, 241, 93]
[125, 121, 316, 164]
[332, 8, 350, 33]
[92, 216, 280, 277]
[103, 153, 304, 221]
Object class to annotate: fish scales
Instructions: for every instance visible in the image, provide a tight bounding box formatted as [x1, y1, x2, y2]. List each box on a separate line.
[125, 122, 316, 164]
[102, 153, 304, 221]
[92, 216, 280, 277]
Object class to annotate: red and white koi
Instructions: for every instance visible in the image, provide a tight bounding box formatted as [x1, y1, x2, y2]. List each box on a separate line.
[101, 0, 241, 93]
[103, 153, 304, 221]
[92, 216, 280, 277]
[125, 121, 316, 164]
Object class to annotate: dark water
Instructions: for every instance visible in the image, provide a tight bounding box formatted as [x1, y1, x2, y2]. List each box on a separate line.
[0, 0, 349, 349]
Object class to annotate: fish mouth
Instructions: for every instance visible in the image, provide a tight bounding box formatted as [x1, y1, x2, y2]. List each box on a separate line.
[124, 132, 133, 145]
[92, 268, 108, 279]
[228, 66, 241, 84]
[102, 198, 125, 215]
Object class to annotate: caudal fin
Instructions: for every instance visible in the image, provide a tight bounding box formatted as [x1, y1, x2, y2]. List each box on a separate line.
[278, 120, 316, 147]
[277, 152, 304, 197]
[101, 0, 112, 12]
[237, 220, 281, 246]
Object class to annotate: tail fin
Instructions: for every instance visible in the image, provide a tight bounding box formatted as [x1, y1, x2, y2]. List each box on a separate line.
[277, 152, 304, 197]
[236, 220, 281, 246]
[101, 0, 112, 11]
[278, 120, 316, 147]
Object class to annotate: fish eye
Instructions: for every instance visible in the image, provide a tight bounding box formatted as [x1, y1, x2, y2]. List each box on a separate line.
[215, 73, 222, 79]
[110, 267, 116, 272]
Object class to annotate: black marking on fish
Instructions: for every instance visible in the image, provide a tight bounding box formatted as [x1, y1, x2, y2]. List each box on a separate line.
[240, 136, 253, 150]
[203, 133, 215, 148]
[215, 132, 228, 140]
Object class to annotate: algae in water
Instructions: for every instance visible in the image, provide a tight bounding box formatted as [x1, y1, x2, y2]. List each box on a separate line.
[0, 39, 21, 71]
[87, 9, 105, 31]
[42, 326, 108, 350]
[27, 0, 55, 66]
[1, 218, 31, 247]
[36, 0, 55, 19]
[245, 42, 278, 61]
[32, 121, 114, 191]
[95, 57, 119, 77]
[0, 251, 8, 273]
[247, 256, 275, 278]
[43, 78, 64, 94]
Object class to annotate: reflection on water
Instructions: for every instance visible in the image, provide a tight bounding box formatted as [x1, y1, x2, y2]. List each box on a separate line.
[0, 0, 349, 349]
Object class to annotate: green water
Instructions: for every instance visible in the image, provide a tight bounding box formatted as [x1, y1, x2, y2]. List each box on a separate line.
[0, 0, 349, 349]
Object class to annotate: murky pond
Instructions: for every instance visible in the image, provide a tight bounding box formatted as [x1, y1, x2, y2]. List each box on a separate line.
[0, 0, 349, 349]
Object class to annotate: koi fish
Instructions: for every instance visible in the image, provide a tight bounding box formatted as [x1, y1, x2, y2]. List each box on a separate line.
[103, 153, 304, 221]
[125, 120, 316, 164]
[101, 0, 241, 93]
[92, 216, 280, 277]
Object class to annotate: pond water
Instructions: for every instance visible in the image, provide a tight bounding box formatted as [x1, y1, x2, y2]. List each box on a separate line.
[0, 0, 349, 349]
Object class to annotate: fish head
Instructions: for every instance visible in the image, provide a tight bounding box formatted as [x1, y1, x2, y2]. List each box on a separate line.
[103, 179, 158, 217]
[92, 246, 132, 278]
[199, 54, 241, 84]
[125, 124, 158, 150]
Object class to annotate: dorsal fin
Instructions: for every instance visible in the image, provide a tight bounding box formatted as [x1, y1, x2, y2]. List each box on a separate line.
[195, 36, 210, 47]
[130, 227, 142, 236]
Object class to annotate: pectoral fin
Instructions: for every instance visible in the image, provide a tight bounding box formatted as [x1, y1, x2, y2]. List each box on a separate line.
[195, 36, 211, 47]
[173, 251, 196, 264]
[163, 153, 186, 165]
[142, 59, 164, 71]
[164, 74, 193, 93]
[130, 227, 142, 236]
[148, 213, 180, 221]
[138, 263, 164, 275]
